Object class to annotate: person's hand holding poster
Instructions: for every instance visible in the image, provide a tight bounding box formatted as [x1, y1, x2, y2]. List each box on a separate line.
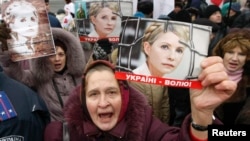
[115, 17, 211, 89]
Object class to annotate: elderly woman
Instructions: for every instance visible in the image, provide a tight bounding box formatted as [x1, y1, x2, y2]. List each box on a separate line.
[44, 59, 236, 141]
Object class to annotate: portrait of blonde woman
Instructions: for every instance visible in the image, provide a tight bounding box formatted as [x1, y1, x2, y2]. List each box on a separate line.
[133, 22, 190, 77]
[88, 1, 120, 38]
[2, 0, 54, 61]
[2, 0, 39, 56]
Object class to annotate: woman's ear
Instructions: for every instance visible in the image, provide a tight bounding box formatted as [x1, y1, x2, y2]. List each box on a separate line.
[90, 16, 96, 25]
[143, 42, 151, 56]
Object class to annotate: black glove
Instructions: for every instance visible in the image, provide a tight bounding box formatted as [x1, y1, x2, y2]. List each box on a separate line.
[93, 38, 113, 60]
[0, 21, 11, 52]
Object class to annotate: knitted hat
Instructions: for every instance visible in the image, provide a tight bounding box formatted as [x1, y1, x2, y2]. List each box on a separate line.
[221, 2, 230, 17]
[231, 2, 241, 12]
[204, 5, 221, 18]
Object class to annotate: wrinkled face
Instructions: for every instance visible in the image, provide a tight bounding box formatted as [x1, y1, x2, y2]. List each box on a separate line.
[86, 70, 121, 131]
[209, 11, 222, 24]
[10, 11, 39, 37]
[91, 7, 117, 37]
[144, 32, 186, 77]
[223, 46, 247, 72]
[49, 46, 66, 72]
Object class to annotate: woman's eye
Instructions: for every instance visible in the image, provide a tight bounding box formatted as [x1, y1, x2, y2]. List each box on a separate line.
[176, 48, 184, 54]
[89, 93, 98, 97]
[161, 45, 169, 49]
[101, 16, 107, 19]
[58, 53, 65, 57]
[108, 90, 117, 95]
[239, 52, 246, 56]
[111, 16, 117, 20]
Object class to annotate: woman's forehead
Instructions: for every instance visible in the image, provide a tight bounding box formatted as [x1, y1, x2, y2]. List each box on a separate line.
[86, 71, 118, 89]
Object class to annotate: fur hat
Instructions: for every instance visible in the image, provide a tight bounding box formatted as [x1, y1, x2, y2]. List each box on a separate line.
[204, 5, 221, 18]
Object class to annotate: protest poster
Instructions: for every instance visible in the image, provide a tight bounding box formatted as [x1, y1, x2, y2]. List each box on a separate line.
[1, 0, 55, 62]
[74, 0, 134, 43]
[115, 17, 211, 89]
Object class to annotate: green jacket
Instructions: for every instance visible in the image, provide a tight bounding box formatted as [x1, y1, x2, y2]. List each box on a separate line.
[129, 81, 170, 123]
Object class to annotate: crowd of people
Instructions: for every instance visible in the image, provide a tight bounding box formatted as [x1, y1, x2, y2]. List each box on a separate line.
[0, 0, 249, 141]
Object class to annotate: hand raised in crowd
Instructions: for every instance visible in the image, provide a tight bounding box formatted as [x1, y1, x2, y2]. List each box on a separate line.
[190, 56, 237, 139]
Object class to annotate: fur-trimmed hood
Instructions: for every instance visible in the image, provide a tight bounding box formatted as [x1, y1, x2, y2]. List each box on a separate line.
[64, 85, 151, 140]
[31, 28, 86, 83]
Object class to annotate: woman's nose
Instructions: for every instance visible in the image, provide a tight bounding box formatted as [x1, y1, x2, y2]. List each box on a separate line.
[232, 53, 238, 60]
[168, 51, 175, 60]
[54, 54, 60, 60]
[98, 94, 109, 107]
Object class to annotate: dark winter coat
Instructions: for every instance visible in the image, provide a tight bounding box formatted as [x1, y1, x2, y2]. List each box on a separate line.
[215, 75, 250, 124]
[0, 66, 50, 141]
[231, 10, 250, 28]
